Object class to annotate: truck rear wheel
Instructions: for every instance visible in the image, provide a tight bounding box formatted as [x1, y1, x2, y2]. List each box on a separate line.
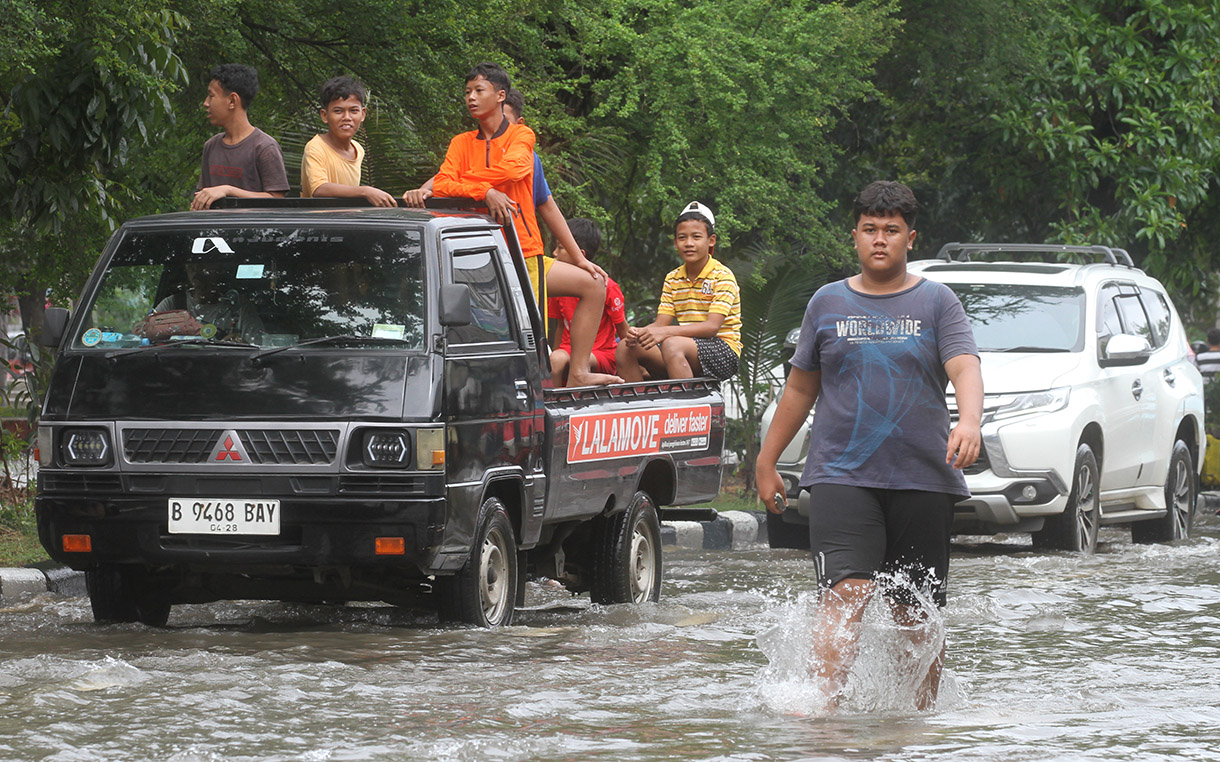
[438, 498, 518, 627]
[86, 565, 171, 626]
[592, 491, 663, 605]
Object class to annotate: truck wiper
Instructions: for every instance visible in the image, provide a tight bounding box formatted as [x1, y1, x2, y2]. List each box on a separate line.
[105, 337, 258, 359]
[250, 334, 413, 361]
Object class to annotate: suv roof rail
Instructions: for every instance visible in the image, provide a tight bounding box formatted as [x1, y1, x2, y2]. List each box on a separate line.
[936, 242, 1135, 268]
[210, 197, 486, 211]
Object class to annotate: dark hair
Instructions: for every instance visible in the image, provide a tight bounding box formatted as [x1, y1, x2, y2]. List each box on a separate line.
[319, 76, 367, 108]
[853, 180, 919, 228]
[465, 62, 511, 93]
[504, 88, 525, 120]
[566, 218, 602, 257]
[210, 64, 259, 109]
[1208, 327, 1220, 346]
[674, 212, 713, 237]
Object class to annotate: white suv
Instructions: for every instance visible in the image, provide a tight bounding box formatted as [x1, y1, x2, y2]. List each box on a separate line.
[761, 243, 1206, 553]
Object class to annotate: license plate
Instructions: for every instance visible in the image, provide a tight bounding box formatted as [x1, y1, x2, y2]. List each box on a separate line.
[168, 498, 281, 535]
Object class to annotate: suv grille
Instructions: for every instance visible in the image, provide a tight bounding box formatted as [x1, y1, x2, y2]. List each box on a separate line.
[123, 428, 340, 465]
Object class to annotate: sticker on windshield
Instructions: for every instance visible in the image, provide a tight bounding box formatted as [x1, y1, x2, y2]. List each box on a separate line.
[192, 236, 234, 254]
[200, 323, 218, 339]
[236, 263, 264, 279]
[81, 328, 102, 347]
[372, 323, 405, 340]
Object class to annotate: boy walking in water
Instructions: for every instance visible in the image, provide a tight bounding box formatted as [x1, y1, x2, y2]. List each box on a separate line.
[616, 202, 742, 381]
[191, 64, 289, 210]
[410, 63, 619, 387]
[300, 76, 395, 206]
[755, 180, 983, 711]
[547, 218, 628, 386]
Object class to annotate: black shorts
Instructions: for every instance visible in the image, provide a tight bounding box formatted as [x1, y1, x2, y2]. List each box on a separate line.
[694, 337, 739, 380]
[807, 483, 956, 607]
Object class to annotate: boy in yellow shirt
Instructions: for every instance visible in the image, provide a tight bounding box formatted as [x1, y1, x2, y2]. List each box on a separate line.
[300, 76, 395, 206]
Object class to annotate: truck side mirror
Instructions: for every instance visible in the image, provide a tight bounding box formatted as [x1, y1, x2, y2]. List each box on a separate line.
[41, 307, 71, 347]
[439, 284, 472, 327]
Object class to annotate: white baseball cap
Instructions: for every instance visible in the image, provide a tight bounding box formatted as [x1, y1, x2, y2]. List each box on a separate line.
[678, 201, 715, 229]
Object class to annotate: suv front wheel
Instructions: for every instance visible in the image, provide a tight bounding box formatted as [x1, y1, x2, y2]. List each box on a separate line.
[1033, 443, 1100, 554]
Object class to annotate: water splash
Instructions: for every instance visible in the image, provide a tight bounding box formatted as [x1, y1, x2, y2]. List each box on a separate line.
[755, 572, 956, 717]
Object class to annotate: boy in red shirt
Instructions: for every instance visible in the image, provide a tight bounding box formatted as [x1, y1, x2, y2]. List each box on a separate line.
[547, 218, 628, 386]
[410, 63, 619, 387]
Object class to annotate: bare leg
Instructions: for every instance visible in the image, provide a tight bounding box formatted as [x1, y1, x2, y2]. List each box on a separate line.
[890, 601, 946, 711]
[811, 578, 874, 707]
[659, 336, 700, 379]
[550, 349, 571, 387]
[618, 341, 667, 382]
[546, 261, 622, 387]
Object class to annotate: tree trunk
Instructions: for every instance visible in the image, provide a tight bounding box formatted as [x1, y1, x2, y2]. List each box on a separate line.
[14, 273, 45, 347]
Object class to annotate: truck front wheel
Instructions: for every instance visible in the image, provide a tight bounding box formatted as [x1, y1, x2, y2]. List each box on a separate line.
[592, 491, 663, 605]
[86, 565, 171, 626]
[438, 498, 518, 627]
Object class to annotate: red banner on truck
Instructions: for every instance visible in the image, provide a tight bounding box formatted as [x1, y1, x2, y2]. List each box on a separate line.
[567, 405, 712, 463]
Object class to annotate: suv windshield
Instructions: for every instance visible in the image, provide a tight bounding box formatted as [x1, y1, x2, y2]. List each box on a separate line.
[74, 226, 426, 350]
[948, 283, 1085, 352]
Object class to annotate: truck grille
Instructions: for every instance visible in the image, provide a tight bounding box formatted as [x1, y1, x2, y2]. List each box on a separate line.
[123, 428, 340, 465]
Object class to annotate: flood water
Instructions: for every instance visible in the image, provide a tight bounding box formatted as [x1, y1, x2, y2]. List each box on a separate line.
[3, 510, 1219, 761]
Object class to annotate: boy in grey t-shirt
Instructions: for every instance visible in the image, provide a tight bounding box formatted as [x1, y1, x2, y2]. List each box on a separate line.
[756, 180, 983, 712]
[191, 64, 289, 210]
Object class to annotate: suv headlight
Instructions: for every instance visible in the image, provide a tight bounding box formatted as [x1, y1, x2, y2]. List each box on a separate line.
[363, 429, 411, 467]
[988, 387, 1070, 422]
[60, 428, 112, 466]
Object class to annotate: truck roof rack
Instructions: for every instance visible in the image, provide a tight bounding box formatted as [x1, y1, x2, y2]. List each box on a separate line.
[936, 242, 1135, 268]
[210, 197, 486, 211]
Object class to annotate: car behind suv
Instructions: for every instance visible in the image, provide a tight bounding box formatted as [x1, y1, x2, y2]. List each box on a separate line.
[762, 243, 1205, 553]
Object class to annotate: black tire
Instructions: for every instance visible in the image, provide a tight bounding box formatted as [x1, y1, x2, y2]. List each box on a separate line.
[438, 498, 518, 627]
[86, 565, 172, 626]
[1032, 443, 1100, 554]
[766, 510, 811, 550]
[1132, 440, 1195, 544]
[591, 491, 663, 605]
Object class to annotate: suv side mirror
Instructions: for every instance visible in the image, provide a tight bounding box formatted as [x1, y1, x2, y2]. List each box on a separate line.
[1100, 333, 1152, 367]
[41, 307, 71, 347]
[439, 284, 472, 327]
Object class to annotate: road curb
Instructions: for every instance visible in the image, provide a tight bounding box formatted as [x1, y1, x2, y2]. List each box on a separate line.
[0, 565, 86, 604]
[661, 510, 768, 550]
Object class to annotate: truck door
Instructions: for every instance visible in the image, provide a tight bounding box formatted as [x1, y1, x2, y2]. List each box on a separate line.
[441, 234, 541, 536]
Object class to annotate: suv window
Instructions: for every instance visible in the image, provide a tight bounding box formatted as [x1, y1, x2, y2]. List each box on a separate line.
[946, 283, 1085, 352]
[1137, 288, 1173, 349]
[77, 226, 426, 349]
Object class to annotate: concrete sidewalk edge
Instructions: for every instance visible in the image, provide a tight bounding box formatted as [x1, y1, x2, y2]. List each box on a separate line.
[662, 510, 768, 550]
[0, 564, 86, 604]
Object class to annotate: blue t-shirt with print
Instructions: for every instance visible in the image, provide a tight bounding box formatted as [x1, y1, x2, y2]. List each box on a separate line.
[790, 278, 978, 497]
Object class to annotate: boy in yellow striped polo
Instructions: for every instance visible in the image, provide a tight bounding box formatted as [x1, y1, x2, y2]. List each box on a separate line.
[617, 202, 741, 381]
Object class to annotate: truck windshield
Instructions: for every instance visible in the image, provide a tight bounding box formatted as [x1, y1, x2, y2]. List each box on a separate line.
[73, 226, 426, 350]
[949, 283, 1086, 352]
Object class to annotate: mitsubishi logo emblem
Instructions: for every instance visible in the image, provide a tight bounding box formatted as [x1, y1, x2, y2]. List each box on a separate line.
[210, 431, 250, 463]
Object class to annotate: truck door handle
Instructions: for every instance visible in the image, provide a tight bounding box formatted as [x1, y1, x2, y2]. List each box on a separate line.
[1163, 368, 1176, 387]
[1131, 379, 1142, 400]
[515, 379, 529, 401]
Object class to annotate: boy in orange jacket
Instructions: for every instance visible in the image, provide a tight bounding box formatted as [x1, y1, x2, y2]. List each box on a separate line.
[407, 63, 619, 387]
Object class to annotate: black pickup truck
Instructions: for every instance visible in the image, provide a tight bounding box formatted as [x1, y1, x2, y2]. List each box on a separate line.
[34, 200, 727, 626]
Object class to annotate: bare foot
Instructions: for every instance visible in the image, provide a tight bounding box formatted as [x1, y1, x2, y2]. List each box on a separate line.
[564, 370, 624, 387]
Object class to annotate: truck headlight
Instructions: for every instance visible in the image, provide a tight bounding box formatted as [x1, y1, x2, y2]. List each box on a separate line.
[61, 428, 112, 466]
[990, 387, 1070, 422]
[363, 429, 411, 467]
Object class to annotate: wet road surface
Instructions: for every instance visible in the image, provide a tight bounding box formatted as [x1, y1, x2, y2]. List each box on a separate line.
[2, 511, 1219, 761]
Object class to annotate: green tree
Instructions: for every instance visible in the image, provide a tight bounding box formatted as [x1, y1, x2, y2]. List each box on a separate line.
[0, 1, 188, 340]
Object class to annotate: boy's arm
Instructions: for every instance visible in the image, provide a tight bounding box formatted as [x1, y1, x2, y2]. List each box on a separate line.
[756, 367, 821, 512]
[944, 353, 983, 469]
[402, 176, 436, 207]
[312, 182, 396, 207]
[191, 186, 283, 210]
[538, 197, 607, 281]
